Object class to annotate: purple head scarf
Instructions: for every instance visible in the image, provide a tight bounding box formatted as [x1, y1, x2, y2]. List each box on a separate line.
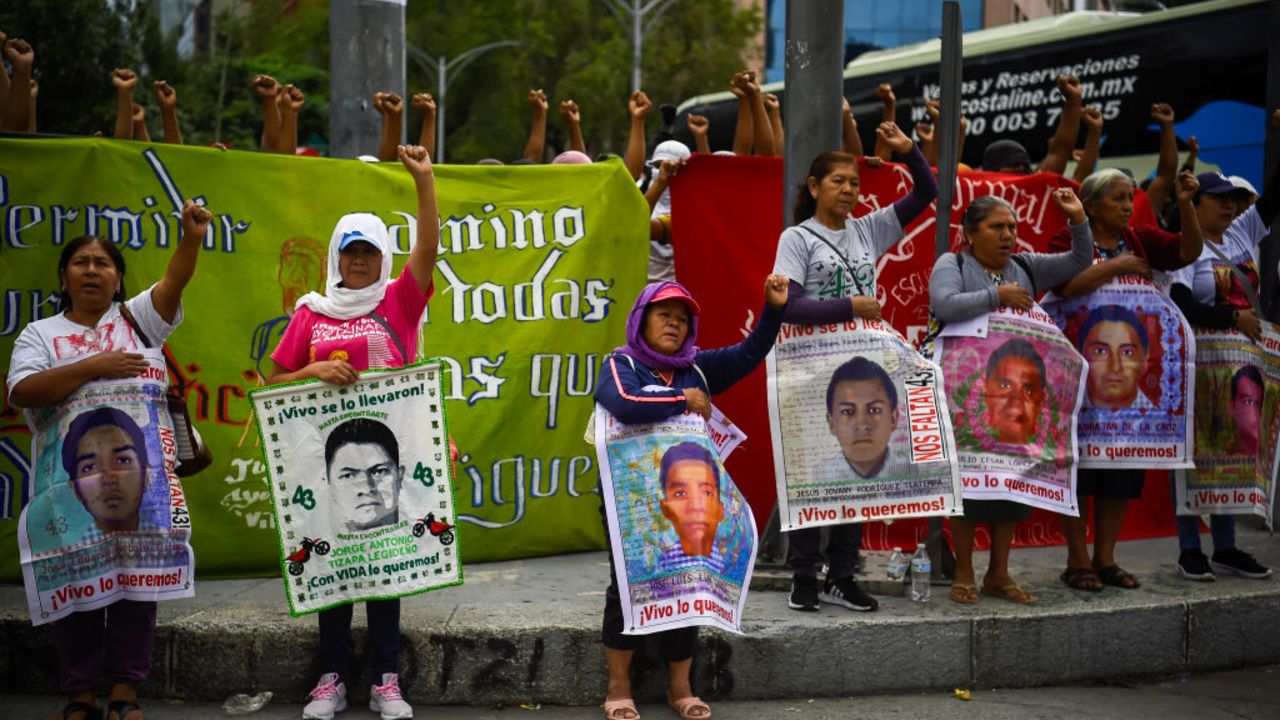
[615, 281, 700, 370]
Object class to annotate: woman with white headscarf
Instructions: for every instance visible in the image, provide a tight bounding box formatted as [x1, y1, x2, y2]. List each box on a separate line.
[267, 145, 438, 720]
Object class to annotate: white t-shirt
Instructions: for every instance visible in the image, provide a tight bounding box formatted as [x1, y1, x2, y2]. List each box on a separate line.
[772, 207, 903, 299]
[1166, 206, 1268, 307]
[7, 285, 182, 405]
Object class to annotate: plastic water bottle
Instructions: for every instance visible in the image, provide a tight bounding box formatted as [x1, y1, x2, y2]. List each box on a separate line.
[223, 691, 272, 715]
[910, 542, 931, 602]
[886, 547, 907, 582]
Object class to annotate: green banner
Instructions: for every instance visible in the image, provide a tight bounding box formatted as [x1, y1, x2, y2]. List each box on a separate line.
[0, 136, 649, 580]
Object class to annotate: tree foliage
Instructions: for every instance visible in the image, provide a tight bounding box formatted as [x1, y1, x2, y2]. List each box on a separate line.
[2, 0, 760, 160]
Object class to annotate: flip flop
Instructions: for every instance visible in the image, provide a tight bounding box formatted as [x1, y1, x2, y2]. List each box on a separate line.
[61, 702, 103, 720]
[667, 694, 711, 720]
[1095, 564, 1140, 589]
[981, 583, 1037, 604]
[603, 697, 640, 720]
[1060, 567, 1103, 592]
[106, 700, 142, 720]
[949, 582, 979, 604]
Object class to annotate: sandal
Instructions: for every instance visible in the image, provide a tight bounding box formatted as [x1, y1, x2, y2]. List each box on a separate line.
[106, 700, 142, 720]
[667, 693, 711, 720]
[1060, 567, 1103, 592]
[1095, 564, 1140, 589]
[61, 701, 103, 720]
[603, 697, 640, 720]
[949, 583, 979, 604]
[981, 583, 1037, 604]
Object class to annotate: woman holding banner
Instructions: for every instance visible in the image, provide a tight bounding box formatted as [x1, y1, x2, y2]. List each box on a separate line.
[1048, 168, 1202, 592]
[771, 123, 938, 614]
[265, 145, 439, 720]
[7, 200, 211, 720]
[1166, 122, 1280, 582]
[927, 189, 1093, 604]
[594, 276, 788, 720]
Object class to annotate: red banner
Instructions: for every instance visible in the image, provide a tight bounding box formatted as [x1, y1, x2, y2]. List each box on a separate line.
[670, 154, 1176, 550]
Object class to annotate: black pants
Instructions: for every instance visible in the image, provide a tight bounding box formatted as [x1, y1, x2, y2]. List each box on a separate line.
[599, 498, 697, 660]
[786, 522, 863, 581]
[318, 598, 400, 684]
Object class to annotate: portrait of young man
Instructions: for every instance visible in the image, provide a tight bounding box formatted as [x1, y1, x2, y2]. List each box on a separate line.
[324, 417, 404, 533]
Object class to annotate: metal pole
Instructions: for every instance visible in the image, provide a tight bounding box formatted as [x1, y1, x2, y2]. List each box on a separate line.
[329, 0, 404, 158]
[927, 1, 963, 584]
[438, 56, 447, 163]
[782, 0, 844, 227]
[632, 0, 643, 90]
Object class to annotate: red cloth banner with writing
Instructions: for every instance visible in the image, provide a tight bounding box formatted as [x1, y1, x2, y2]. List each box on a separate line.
[670, 154, 1175, 549]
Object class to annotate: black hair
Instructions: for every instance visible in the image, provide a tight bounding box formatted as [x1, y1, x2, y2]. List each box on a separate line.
[962, 196, 1016, 234]
[1077, 305, 1149, 353]
[57, 236, 127, 312]
[62, 406, 149, 480]
[826, 357, 898, 413]
[1231, 365, 1263, 399]
[324, 417, 399, 468]
[985, 338, 1047, 384]
[792, 151, 858, 225]
[659, 441, 719, 493]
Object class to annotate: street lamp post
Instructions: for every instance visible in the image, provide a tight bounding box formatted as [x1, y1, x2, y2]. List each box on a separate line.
[601, 0, 680, 90]
[406, 40, 523, 163]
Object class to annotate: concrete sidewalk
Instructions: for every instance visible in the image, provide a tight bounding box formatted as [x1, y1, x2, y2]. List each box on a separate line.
[1, 526, 1277, 708]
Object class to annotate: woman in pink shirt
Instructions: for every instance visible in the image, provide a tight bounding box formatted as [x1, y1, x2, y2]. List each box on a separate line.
[267, 145, 439, 720]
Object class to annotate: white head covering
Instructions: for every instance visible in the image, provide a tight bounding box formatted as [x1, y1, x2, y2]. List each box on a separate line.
[294, 213, 394, 320]
[1228, 175, 1259, 198]
[646, 140, 691, 218]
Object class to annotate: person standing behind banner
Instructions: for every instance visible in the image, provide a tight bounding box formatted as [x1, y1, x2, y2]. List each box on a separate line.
[594, 276, 788, 720]
[1048, 167, 1203, 593]
[771, 123, 938, 614]
[1165, 127, 1280, 582]
[266, 145, 439, 720]
[6, 201, 211, 720]
[927, 189, 1093, 605]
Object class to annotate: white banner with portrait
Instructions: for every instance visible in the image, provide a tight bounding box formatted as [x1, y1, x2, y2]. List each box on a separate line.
[596, 408, 756, 635]
[250, 361, 462, 615]
[766, 319, 963, 531]
[18, 350, 194, 626]
[1042, 276, 1196, 469]
[934, 306, 1087, 515]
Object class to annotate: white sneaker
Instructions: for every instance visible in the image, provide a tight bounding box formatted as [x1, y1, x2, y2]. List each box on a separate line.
[302, 673, 347, 719]
[369, 673, 413, 719]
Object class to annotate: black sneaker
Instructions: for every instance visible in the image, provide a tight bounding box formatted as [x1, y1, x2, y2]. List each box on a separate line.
[788, 576, 820, 612]
[1210, 548, 1272, 579]
[819, 576, 879, 611]
[1177, 550, 1215, 581]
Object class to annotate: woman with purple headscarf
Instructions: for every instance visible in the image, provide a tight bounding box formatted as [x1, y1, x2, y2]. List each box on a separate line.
[593, 275, 788, 720]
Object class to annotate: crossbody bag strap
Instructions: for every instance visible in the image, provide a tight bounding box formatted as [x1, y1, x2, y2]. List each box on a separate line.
[366, 311, 409, 360]
[117, 303, 154, 349]
[797, 224, 856, 277]
[1201, 239, 1263, 316]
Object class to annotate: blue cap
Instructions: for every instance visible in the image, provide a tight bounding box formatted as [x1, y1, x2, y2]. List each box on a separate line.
[337, 230, 377, 251]
[1196, 172, 1236, 196]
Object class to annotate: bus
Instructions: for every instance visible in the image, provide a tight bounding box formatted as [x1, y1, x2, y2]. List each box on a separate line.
[675, 0, 1269, 188]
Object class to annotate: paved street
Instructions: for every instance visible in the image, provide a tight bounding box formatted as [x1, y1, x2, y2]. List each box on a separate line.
[6, 665, 1278, 719]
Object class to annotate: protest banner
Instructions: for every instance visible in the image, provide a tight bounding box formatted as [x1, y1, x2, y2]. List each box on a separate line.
[672, 155, 1180, 549]
[0, 137, 649, 581]
[17, 350, 193, 625]
[250, 361, 460, 614]
[1042, 276, 1195, 469]
[595, 408, 756, 635]
[1174, 323, 1280, 523]
[766, 318, 962, 531]
[933, 305, 1086, 516]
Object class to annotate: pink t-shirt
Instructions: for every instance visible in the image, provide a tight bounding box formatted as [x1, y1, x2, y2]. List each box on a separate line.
[270, 267, 433, 372]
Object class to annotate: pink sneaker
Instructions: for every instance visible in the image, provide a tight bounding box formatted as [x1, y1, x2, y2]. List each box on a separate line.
[369, 673, 413, 719]
[302, 673, 347, 719]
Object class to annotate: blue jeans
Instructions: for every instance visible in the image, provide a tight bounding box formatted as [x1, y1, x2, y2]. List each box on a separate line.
[1170, 476, 1236, 553]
